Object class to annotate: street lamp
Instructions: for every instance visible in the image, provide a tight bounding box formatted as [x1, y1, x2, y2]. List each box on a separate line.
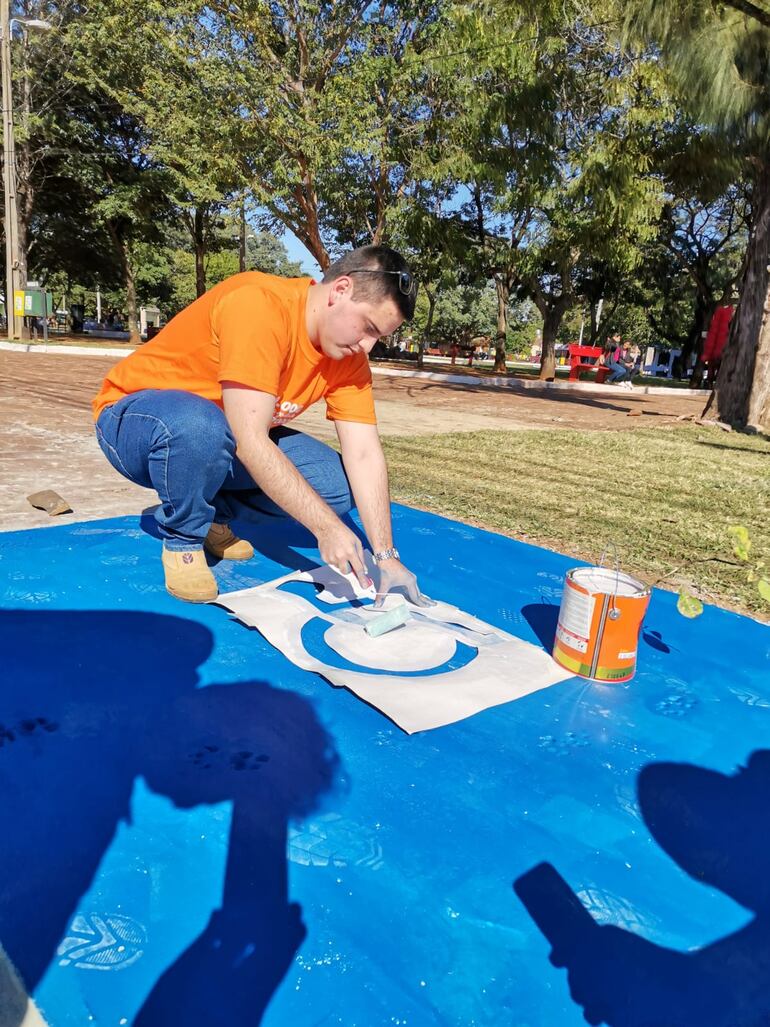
[1, 5, 52, 339]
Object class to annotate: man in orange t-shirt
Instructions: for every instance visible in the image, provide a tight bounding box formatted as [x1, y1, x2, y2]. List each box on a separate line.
[94, 245, 428, 604]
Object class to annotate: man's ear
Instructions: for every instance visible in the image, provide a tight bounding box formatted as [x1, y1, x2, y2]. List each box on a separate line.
[328, 276, 353, 305]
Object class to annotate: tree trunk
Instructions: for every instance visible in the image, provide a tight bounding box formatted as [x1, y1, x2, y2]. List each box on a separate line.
[717, 165, 770, 428]
[305, 215, 329, 271]
[289, 172, 329, 270]
[16, 161, 30, 288]
[748, 280, 770, 428]
[539, 304, 566, 381]
[493, 276, 509, 374]
[238, 201, 247, 273]
[420, 286, 436, 370]
[109, 226, 141, 347]
[682, 292, 712, 382]
[194, 207, 206, 297]
[124, 258, 141, 346]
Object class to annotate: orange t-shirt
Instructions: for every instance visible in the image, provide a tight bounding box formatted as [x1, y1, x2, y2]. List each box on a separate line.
[92, 272, 376, 426]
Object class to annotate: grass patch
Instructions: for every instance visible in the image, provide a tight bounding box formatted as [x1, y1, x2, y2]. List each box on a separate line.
[381, 425, 770, 619]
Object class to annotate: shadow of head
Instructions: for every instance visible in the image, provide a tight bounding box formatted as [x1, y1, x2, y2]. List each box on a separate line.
[638, 751, 770, 912]
[142, 680, 340, 815]
[1, 606, 339, 813]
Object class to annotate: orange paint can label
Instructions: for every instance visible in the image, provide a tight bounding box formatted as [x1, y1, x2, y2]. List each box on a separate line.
[552, 567, 650, 683]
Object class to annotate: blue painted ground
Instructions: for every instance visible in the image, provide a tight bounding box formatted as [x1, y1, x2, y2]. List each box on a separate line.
[1, 505, 769, 1027]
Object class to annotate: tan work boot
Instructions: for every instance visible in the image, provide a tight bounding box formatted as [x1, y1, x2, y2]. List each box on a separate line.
[162, 547, 218, 603]
[204, 522, 254, 561]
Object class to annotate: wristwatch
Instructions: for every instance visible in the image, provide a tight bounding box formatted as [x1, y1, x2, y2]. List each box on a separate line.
[372, 547, 400, 564]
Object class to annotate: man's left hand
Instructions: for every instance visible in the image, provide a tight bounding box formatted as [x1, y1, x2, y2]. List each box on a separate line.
[374, 559, 433, 608]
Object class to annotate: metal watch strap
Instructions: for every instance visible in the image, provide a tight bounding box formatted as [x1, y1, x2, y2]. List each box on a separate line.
[372, 547, 400, 564]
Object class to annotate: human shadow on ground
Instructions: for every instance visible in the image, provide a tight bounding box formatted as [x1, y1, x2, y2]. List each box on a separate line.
[399, 379, 639, 414]
[0, 609, 339, 1026]
[514, 751, 770, 1026]
[696, 439, 770, 455]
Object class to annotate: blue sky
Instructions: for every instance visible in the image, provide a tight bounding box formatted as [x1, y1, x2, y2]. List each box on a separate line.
[281, 230, 322, 277]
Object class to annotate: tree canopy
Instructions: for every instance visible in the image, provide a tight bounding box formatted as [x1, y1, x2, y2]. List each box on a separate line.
[3, 0, 766, 425]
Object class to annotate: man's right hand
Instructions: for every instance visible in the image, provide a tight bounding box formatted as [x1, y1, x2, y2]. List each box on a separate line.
[316, 520, 371, 589]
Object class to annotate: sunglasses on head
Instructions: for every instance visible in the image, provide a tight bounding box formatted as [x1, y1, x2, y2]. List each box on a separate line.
[346, 269, 417, 296]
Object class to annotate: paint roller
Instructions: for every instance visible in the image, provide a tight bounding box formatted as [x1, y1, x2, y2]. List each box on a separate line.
[365, 598, 411, 638]
[323, 561, 411, 639]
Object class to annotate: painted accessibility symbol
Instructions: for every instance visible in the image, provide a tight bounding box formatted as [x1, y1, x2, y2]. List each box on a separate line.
[57, 913, 146, 971]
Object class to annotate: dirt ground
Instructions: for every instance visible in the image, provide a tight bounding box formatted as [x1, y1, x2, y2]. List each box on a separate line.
[0, 349, 707, 533]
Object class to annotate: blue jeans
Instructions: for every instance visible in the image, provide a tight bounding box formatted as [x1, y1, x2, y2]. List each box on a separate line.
[95, 390, 352, 550]
[607, 361, 631, 383]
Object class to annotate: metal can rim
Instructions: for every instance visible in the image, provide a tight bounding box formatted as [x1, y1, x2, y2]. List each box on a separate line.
[566, 565, 650, 599]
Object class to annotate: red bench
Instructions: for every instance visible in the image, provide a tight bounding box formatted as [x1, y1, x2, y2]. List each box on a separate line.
[568, 344, 610, 383]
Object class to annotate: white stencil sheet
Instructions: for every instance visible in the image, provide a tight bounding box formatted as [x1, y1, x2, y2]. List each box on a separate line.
[216, 561, 573, 734]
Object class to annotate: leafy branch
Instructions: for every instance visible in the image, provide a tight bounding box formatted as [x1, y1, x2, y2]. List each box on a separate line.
[675, 525, 770, 617]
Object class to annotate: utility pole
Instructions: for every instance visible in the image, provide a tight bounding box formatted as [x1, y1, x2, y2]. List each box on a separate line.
[1, 0, 22, 339]
[1, 10, 51, 340]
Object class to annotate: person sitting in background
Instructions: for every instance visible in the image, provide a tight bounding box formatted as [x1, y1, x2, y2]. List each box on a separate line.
[619, 342, 637, 379]
[603, 333, 634, 389]
[597, 338, 616, 373]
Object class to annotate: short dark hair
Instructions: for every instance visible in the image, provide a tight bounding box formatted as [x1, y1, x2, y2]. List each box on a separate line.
[323, 245, 417, 320]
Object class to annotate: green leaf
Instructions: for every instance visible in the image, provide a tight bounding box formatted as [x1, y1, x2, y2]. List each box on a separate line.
[728, 525, 752, 561]
[677, 591, 704, 618]
[758, 579, 770, 605]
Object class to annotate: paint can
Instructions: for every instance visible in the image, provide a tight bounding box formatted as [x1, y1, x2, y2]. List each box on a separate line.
[552, 562, 650, 683]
